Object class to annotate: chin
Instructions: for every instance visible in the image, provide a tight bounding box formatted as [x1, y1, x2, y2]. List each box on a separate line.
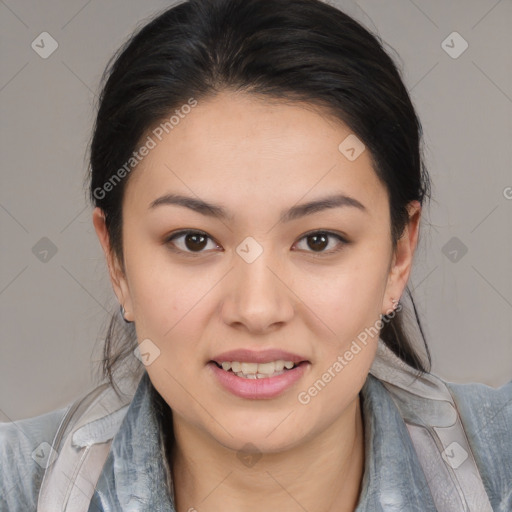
[218, 433, 302, 456]
[208, 415, 309, 453]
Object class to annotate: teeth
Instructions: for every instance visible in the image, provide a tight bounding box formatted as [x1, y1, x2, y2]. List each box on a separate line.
[234, 370, 286, 379]
[217, 360, 298, 378]
[241, 362, 258, 374]
[274, 361, 285, 372]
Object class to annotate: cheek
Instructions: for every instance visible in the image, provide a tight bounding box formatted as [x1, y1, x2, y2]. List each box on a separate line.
[128, 259, 209, 404]
[299, 254, 389, 338]
[124, 243, 213, 347]
[134, 276, 209, 346]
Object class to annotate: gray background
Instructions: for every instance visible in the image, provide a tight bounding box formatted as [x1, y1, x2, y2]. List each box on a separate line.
[1, 0, 511, 422]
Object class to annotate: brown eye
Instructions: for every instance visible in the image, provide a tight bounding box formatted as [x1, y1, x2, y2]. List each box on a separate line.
[165, 230, 218, 254]
[294, 231, 347, 254]
[307, 233, 329, 252]
[184, 232, 208, 251]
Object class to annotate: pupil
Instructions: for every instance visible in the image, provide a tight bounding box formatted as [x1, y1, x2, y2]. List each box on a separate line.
[308, 233, 328, 251]
[185, 233, 207, 251]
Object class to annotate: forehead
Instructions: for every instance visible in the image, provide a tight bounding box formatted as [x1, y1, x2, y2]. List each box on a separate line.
[124, 91, 387, 216]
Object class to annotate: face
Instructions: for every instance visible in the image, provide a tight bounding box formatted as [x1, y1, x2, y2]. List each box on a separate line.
[94, 91, 420, 453]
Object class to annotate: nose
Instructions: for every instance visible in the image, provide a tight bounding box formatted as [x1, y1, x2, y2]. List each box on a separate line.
[220, 249, 295, 334]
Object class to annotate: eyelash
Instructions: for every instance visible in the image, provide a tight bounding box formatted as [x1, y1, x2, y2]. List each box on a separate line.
[164, 229, 348, 257]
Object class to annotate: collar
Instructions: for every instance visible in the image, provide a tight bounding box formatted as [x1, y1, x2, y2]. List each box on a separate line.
[91, 371, 176, 511]
[355, 372, 437, 511]
[91, 344, 437, 511]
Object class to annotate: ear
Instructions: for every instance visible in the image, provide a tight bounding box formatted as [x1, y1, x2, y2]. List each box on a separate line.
[92, 207, 134, 322]
[382, 200, 421, 315]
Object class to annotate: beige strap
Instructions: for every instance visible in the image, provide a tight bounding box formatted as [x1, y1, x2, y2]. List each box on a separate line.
[37, 381, 134, 511]
[371, 340, 493, 512]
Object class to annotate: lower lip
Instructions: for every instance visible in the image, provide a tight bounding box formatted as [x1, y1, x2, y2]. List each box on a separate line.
[208, 361, 309, 399]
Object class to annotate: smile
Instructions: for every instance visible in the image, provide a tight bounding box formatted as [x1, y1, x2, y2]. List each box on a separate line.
[212, 359, 298, 378]
[208, 361, 310, 399]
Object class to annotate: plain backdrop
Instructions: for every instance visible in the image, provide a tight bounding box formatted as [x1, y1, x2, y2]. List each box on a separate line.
[1, 0, 511, 421]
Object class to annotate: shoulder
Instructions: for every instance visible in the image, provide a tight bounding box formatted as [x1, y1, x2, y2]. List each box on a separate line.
[0, 405, 69, 511]
[445, 378, 512, 437]
[445, 380, 512, 427]
[445, 378, 512, 509]
[0, 378, 137, 512]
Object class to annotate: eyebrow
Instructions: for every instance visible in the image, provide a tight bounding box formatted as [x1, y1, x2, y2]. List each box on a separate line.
[148, 192, 367, 222]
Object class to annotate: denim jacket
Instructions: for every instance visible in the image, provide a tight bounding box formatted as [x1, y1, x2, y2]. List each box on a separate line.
[1, 339, 511, 511]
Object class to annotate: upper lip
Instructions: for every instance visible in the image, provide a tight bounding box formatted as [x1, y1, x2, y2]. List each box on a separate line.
[211, 348, 309, 364]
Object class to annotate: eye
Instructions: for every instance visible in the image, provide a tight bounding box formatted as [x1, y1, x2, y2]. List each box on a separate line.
[164, 229, 348, 257]
[165, 230, 220, 255]
[293, 230, 348, 255]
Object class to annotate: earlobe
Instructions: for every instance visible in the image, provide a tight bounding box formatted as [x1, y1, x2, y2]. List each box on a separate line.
[381, 297, 401, 318]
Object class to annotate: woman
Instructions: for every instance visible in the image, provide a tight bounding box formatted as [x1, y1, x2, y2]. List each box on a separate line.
[1, 0, 510, 511]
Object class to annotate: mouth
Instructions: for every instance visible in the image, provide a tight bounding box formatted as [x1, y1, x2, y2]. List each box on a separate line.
[210, 360, 309, 379]
[208, 359, 310, 399]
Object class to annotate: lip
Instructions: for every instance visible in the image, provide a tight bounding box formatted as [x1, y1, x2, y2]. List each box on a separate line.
[211, 348, 308, 364]
[208, 360, 310, 399]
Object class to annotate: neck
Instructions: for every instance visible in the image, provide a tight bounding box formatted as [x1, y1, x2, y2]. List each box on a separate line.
[170, 395, 365, 512]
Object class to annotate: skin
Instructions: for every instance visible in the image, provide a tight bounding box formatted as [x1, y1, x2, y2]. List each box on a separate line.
[93, 91, 421, 512]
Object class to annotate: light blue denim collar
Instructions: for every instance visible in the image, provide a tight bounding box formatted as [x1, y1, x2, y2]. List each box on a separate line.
[90, 371, 175, 511]
[91, 370, 437, 511]
[355, 372, 437, 511]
